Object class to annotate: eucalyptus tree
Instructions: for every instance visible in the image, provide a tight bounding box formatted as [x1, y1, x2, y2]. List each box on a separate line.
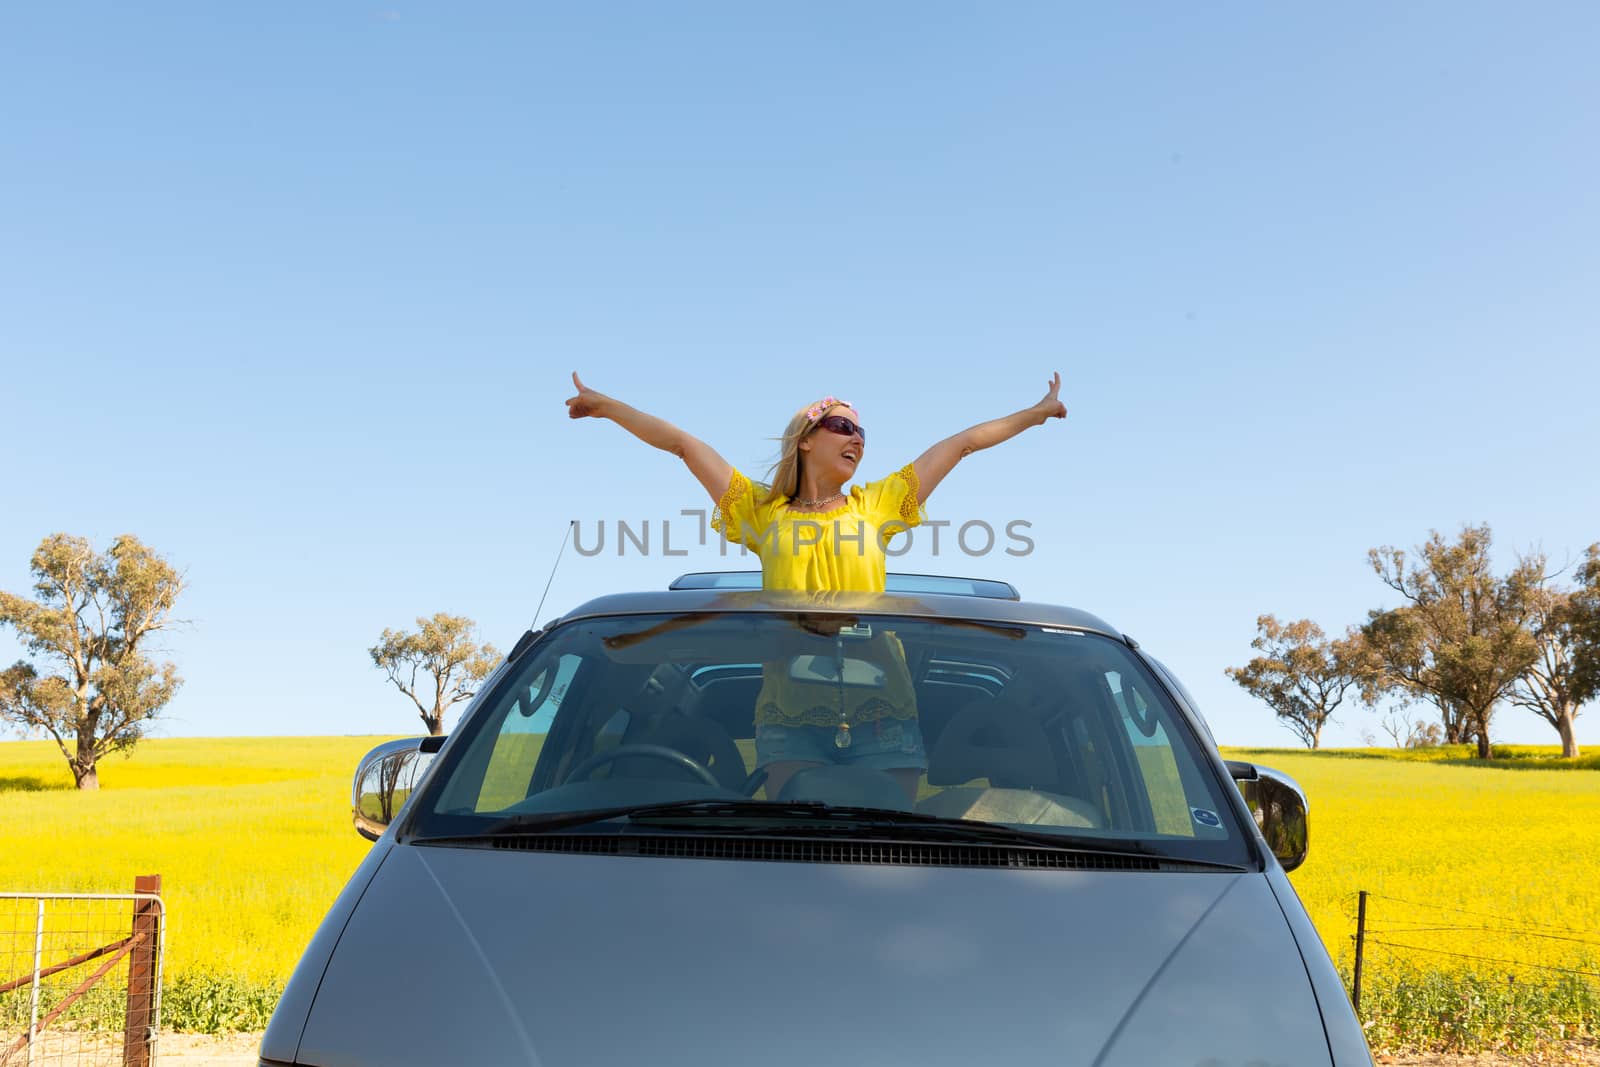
[1507, 561, 1585, 758]
[1226, 615, 1369, 749]
[1362, 524, 1541, 759]
[370, 613, 501, 735]
[0, 534, 185, 790]
[1570, 543, 1600, 721]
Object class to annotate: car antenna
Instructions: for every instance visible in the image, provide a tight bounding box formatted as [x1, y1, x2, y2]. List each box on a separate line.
[531, 520, 575, 631]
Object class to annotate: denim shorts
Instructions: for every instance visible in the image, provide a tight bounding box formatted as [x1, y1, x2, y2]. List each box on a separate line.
[755, 717, 928, 771]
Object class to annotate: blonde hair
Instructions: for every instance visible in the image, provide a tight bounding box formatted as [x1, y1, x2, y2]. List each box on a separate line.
[758, 398, 849, 506]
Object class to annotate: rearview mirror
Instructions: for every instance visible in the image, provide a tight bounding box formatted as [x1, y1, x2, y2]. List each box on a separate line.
[787, 654, 887, 687]
[353, 737, 438, 842]
[1226, 761, 1308, 872]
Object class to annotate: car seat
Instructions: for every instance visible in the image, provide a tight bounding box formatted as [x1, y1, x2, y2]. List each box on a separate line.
[926, 699, 1059, 790]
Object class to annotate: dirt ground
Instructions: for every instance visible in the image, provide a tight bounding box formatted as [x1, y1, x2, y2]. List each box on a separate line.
[11, 1031, 1598, 1065]
[1, 1030, 261, 1066]
[154, 1031, 265, 1065]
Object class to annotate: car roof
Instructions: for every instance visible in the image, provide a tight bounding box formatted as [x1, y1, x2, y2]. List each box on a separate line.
[547, 586, 1125, 640]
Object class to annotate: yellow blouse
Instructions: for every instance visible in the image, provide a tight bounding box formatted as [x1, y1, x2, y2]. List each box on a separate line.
[710, 463, 925, 593]
[710, 464, 926, 727]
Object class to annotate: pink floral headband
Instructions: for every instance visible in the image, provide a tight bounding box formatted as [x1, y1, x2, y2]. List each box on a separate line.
[804, 396, 855, 422]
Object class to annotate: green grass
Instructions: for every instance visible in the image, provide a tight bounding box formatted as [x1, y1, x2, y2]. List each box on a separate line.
[1352, 967, 1600, 1054]
[0, 972, 282, 1035]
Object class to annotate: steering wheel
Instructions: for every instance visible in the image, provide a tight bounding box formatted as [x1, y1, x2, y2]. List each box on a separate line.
[564, 744, 721, 789]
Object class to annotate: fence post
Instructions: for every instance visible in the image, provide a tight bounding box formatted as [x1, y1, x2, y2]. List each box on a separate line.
[1352, 889, 1368, 1017]
[27, 898, 44, 1067]
[122, 874, 161, 1067]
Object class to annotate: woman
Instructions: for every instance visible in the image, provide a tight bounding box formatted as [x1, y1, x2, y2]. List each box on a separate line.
[565, 372, 1066, 800]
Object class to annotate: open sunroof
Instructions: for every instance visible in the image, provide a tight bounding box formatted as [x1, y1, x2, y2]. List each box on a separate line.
[667, 571, 1020, 601]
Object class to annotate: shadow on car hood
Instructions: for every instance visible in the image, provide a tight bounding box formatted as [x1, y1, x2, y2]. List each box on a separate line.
[293, 842, 1331, 1067]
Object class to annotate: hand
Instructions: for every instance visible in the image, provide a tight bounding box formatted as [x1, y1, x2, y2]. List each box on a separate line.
[1031, 371, 1067, 422]
[565, 372, 613, 420]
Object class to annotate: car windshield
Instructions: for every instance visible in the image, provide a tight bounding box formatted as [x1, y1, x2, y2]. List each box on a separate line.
[407, 611, 1251, 866]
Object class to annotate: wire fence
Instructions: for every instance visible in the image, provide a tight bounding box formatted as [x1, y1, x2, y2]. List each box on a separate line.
[1346, 888, 1600, 1014]
[0, 878, 163, 1067]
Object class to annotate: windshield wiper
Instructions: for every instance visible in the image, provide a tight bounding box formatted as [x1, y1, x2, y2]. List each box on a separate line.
[425, 799, 1245, 870]
[618, 801, 1243, 867]
[466, 799, 835, 837]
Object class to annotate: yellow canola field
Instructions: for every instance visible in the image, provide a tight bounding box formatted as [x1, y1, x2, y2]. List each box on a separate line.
[1, 737, 1597, 988]
[0, 737, 386, 983]
[1230, 747, 1600, 986]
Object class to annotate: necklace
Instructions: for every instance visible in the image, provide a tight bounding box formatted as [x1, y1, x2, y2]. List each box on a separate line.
[789, 491, 844, 509]
[832, 633, 851, 749]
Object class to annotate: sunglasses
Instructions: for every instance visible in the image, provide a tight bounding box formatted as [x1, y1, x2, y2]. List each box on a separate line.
[812, 414, 866, 442]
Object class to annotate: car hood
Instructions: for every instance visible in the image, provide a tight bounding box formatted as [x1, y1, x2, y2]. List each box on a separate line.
[288, 841, 1332, 1067]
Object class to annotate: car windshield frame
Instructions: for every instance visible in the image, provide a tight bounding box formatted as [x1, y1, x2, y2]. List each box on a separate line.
[401, 610, 1255, 868]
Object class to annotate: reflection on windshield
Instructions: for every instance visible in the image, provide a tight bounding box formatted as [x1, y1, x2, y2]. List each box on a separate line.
[412, 613, 1247, 865]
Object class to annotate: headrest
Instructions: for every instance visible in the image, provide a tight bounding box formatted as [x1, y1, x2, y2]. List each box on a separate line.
[927, 700, 1057, 789]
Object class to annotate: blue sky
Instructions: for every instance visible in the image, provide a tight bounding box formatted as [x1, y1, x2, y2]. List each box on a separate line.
[2, 3, 1597, 750]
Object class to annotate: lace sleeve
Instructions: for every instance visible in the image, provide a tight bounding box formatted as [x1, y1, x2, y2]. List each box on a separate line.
[710, 469, 760, 545]
[865, 463, 925, 539]
[891, 463, 922, 527]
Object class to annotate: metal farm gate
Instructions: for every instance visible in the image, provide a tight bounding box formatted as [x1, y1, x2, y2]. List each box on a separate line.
[0, 876, 164, 1067]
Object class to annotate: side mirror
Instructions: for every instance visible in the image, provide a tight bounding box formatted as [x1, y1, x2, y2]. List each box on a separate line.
[353, 737, 439, 841]
[1226, 761, 1308, 872]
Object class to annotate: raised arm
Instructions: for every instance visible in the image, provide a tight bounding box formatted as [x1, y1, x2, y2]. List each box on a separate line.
[911, 372, 1067, 504]
[565, 372, 734, 504]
